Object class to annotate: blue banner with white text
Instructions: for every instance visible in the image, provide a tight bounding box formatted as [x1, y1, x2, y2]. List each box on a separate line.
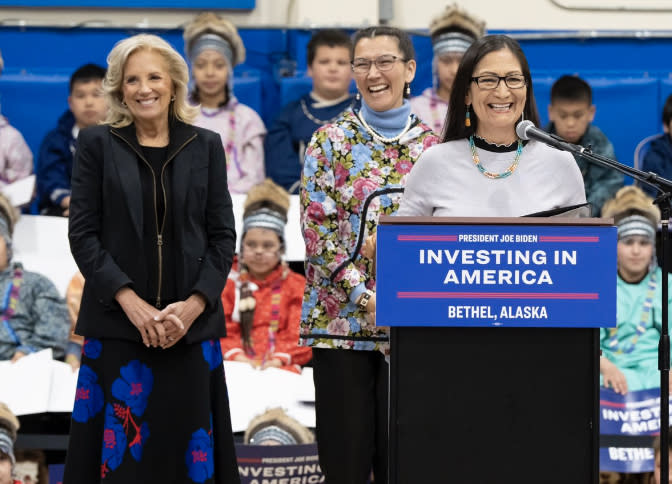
[377, 222, 616, 328]
[599, 387, 668, 473]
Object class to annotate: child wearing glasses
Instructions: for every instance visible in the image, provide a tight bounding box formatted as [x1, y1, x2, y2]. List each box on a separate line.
[546, 75, 623, 215]
[220, 179, 311, 373]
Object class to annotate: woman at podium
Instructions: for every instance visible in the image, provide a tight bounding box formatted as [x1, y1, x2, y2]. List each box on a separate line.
[397, 34, 586, 217]
[298, 26, 439, 484]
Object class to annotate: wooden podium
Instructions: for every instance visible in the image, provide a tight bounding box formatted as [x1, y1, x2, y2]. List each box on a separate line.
[377, 216, 616, 484]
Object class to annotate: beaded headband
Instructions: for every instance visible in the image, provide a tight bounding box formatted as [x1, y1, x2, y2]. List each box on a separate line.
[432, 32, 475, 55]
[617, 214, 656, 242]
[188, 33, 234, 67]
[242, 208, 286, 239]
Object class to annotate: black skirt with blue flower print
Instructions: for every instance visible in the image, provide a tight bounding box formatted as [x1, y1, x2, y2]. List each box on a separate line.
[63, 338, 240, 484]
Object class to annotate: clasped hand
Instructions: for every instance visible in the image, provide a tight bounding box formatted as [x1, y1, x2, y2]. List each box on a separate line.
[115, 288, 206, 349]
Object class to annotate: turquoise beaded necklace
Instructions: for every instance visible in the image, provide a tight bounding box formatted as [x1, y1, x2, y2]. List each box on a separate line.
[469, 135, 523, 180]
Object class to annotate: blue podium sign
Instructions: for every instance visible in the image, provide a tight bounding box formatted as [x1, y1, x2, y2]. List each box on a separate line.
[376, 219, 616, 328]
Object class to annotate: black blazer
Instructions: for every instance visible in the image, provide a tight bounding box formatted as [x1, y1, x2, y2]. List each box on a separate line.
[68, 120, 236, 343]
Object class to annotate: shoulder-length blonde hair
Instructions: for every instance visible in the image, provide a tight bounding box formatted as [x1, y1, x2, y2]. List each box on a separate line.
[103, 34, 199, 127]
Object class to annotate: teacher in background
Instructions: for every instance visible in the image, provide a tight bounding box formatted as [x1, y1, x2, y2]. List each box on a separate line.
[398, 35, 586, 217]
[299, 26, 438, 484]
[64, 34, 239, 483]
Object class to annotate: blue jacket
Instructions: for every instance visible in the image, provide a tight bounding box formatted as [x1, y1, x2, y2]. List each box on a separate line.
[640, 134, 672, 198]
[37, 110, 76, 212]
[547, 123, 623, 215]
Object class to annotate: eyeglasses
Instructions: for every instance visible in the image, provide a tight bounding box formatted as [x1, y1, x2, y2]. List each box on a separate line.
[351, 55, 407, 75]
[471, 75, 527, 90]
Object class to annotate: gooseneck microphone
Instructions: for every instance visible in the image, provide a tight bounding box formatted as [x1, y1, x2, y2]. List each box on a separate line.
[515, 120, 577, 152]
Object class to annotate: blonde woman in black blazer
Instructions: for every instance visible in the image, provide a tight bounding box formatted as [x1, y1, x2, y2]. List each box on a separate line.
[64, 34, 240, 484]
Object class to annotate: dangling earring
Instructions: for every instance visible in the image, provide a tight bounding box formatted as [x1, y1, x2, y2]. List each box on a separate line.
[356, 91, 361, 101]
[121, 100, 127, 107]
[520, 110, 525, 123]
[170, 95, 175, 102]
[405, 83, 411, 96]
[465, 105, 471, 127]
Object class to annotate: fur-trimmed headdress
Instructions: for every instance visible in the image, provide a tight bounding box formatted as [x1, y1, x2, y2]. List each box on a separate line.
[242, 178, 290, 243]
[602, 185, 660, 236]
[429, 4, 485, 55]
[183, 12, 246, 67]
[244, 407, 314, 445]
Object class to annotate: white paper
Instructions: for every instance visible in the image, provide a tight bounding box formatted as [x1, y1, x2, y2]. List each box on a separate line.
[1, 174, 35, 207]
[224, 361, 316, 432]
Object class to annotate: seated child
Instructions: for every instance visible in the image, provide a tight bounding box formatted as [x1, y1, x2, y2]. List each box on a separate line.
[641, 93, 672, 198]
[264, 29, 353, 193]
[220, 179, 311, 372]
[547, 75, 623, 215]
[184, 12, 266, 194]
[600, 186, 669, 394]
[37, 63, 107, 216]
[0, 193, 69, 361]
[409, 4, 484, 135]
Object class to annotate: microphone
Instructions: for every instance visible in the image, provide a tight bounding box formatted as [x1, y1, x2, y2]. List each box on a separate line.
[515, 120, 576, 152]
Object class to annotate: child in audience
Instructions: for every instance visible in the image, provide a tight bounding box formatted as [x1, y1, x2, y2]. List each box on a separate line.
[410, 4, 485, 135]
[265, 29, 353, 193]
[0, 193, 69, 361]
[547, 75, 623, 215]
[640, 93, 672, 198]
[184, 12, 266, 194]
[244, 407, 314, 445]
[0, 403, 20, 484]
[36, 63, 106, 216]
[0, 50, 33, 195]
[600, 186, 669, 395]
[220, 179, 311, 372]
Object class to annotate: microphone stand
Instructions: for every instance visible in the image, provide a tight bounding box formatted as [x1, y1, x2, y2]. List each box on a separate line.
[534, 134, 672, 484]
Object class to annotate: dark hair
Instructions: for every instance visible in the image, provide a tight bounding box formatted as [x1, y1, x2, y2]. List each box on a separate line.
[351, 26, 415, 99]
[69, 63, 106, 94]
[307, 29, 352, 66]
[550, 75, 592, 105]
[351, 26, 415, 62]
[443, 35, 540, 142]
[662, 93, 672, 127]
[189, 84, 230, 108]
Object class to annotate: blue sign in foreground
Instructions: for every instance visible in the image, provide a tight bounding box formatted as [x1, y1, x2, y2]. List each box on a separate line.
[377, 222, 616, 328]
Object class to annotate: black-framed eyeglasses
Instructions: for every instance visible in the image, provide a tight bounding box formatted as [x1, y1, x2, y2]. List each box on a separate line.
[351, 55, 407, 75]
[471, 75, 527, 90]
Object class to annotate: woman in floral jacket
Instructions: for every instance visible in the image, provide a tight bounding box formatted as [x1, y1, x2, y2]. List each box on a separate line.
[299, 26, 439, 484]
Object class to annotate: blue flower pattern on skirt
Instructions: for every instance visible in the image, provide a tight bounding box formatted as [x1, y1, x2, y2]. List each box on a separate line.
[186, 424, 214, 483]
[100, 360, 154, 479]
[82, 338, 102, 359]
[111, 360, 154, 416]
[72, 365, 104, 423]
[201, 340, 223, 371]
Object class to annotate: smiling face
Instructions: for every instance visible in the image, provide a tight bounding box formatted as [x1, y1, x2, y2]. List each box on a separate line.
[465, 48, 527, 144]
[191, 49, 229, 107]
[308, 45, 352, 100]
[121, 49, 174, 126]
[352, 35, 416, 113]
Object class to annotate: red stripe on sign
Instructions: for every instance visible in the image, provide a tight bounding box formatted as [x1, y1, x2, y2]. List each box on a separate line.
[539, 236, 599, 242]
[397, 235, 458, 241]
[599, 400, 627, 409]
[396, 292, 599, 300]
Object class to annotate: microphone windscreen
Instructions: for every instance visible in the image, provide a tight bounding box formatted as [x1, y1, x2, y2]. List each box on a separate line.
[515, 120, 535, 140]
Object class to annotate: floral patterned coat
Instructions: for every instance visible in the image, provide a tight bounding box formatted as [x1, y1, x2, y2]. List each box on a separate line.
[299, 110, 439, 353]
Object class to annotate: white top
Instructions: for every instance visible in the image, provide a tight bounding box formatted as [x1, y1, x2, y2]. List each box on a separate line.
[397, 139, 587, 217]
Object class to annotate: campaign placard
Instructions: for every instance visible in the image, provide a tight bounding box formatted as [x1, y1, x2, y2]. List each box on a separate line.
[599, 387, 669, 473]
[237, 443, 324, 484]
[377, 222, 616, 328]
